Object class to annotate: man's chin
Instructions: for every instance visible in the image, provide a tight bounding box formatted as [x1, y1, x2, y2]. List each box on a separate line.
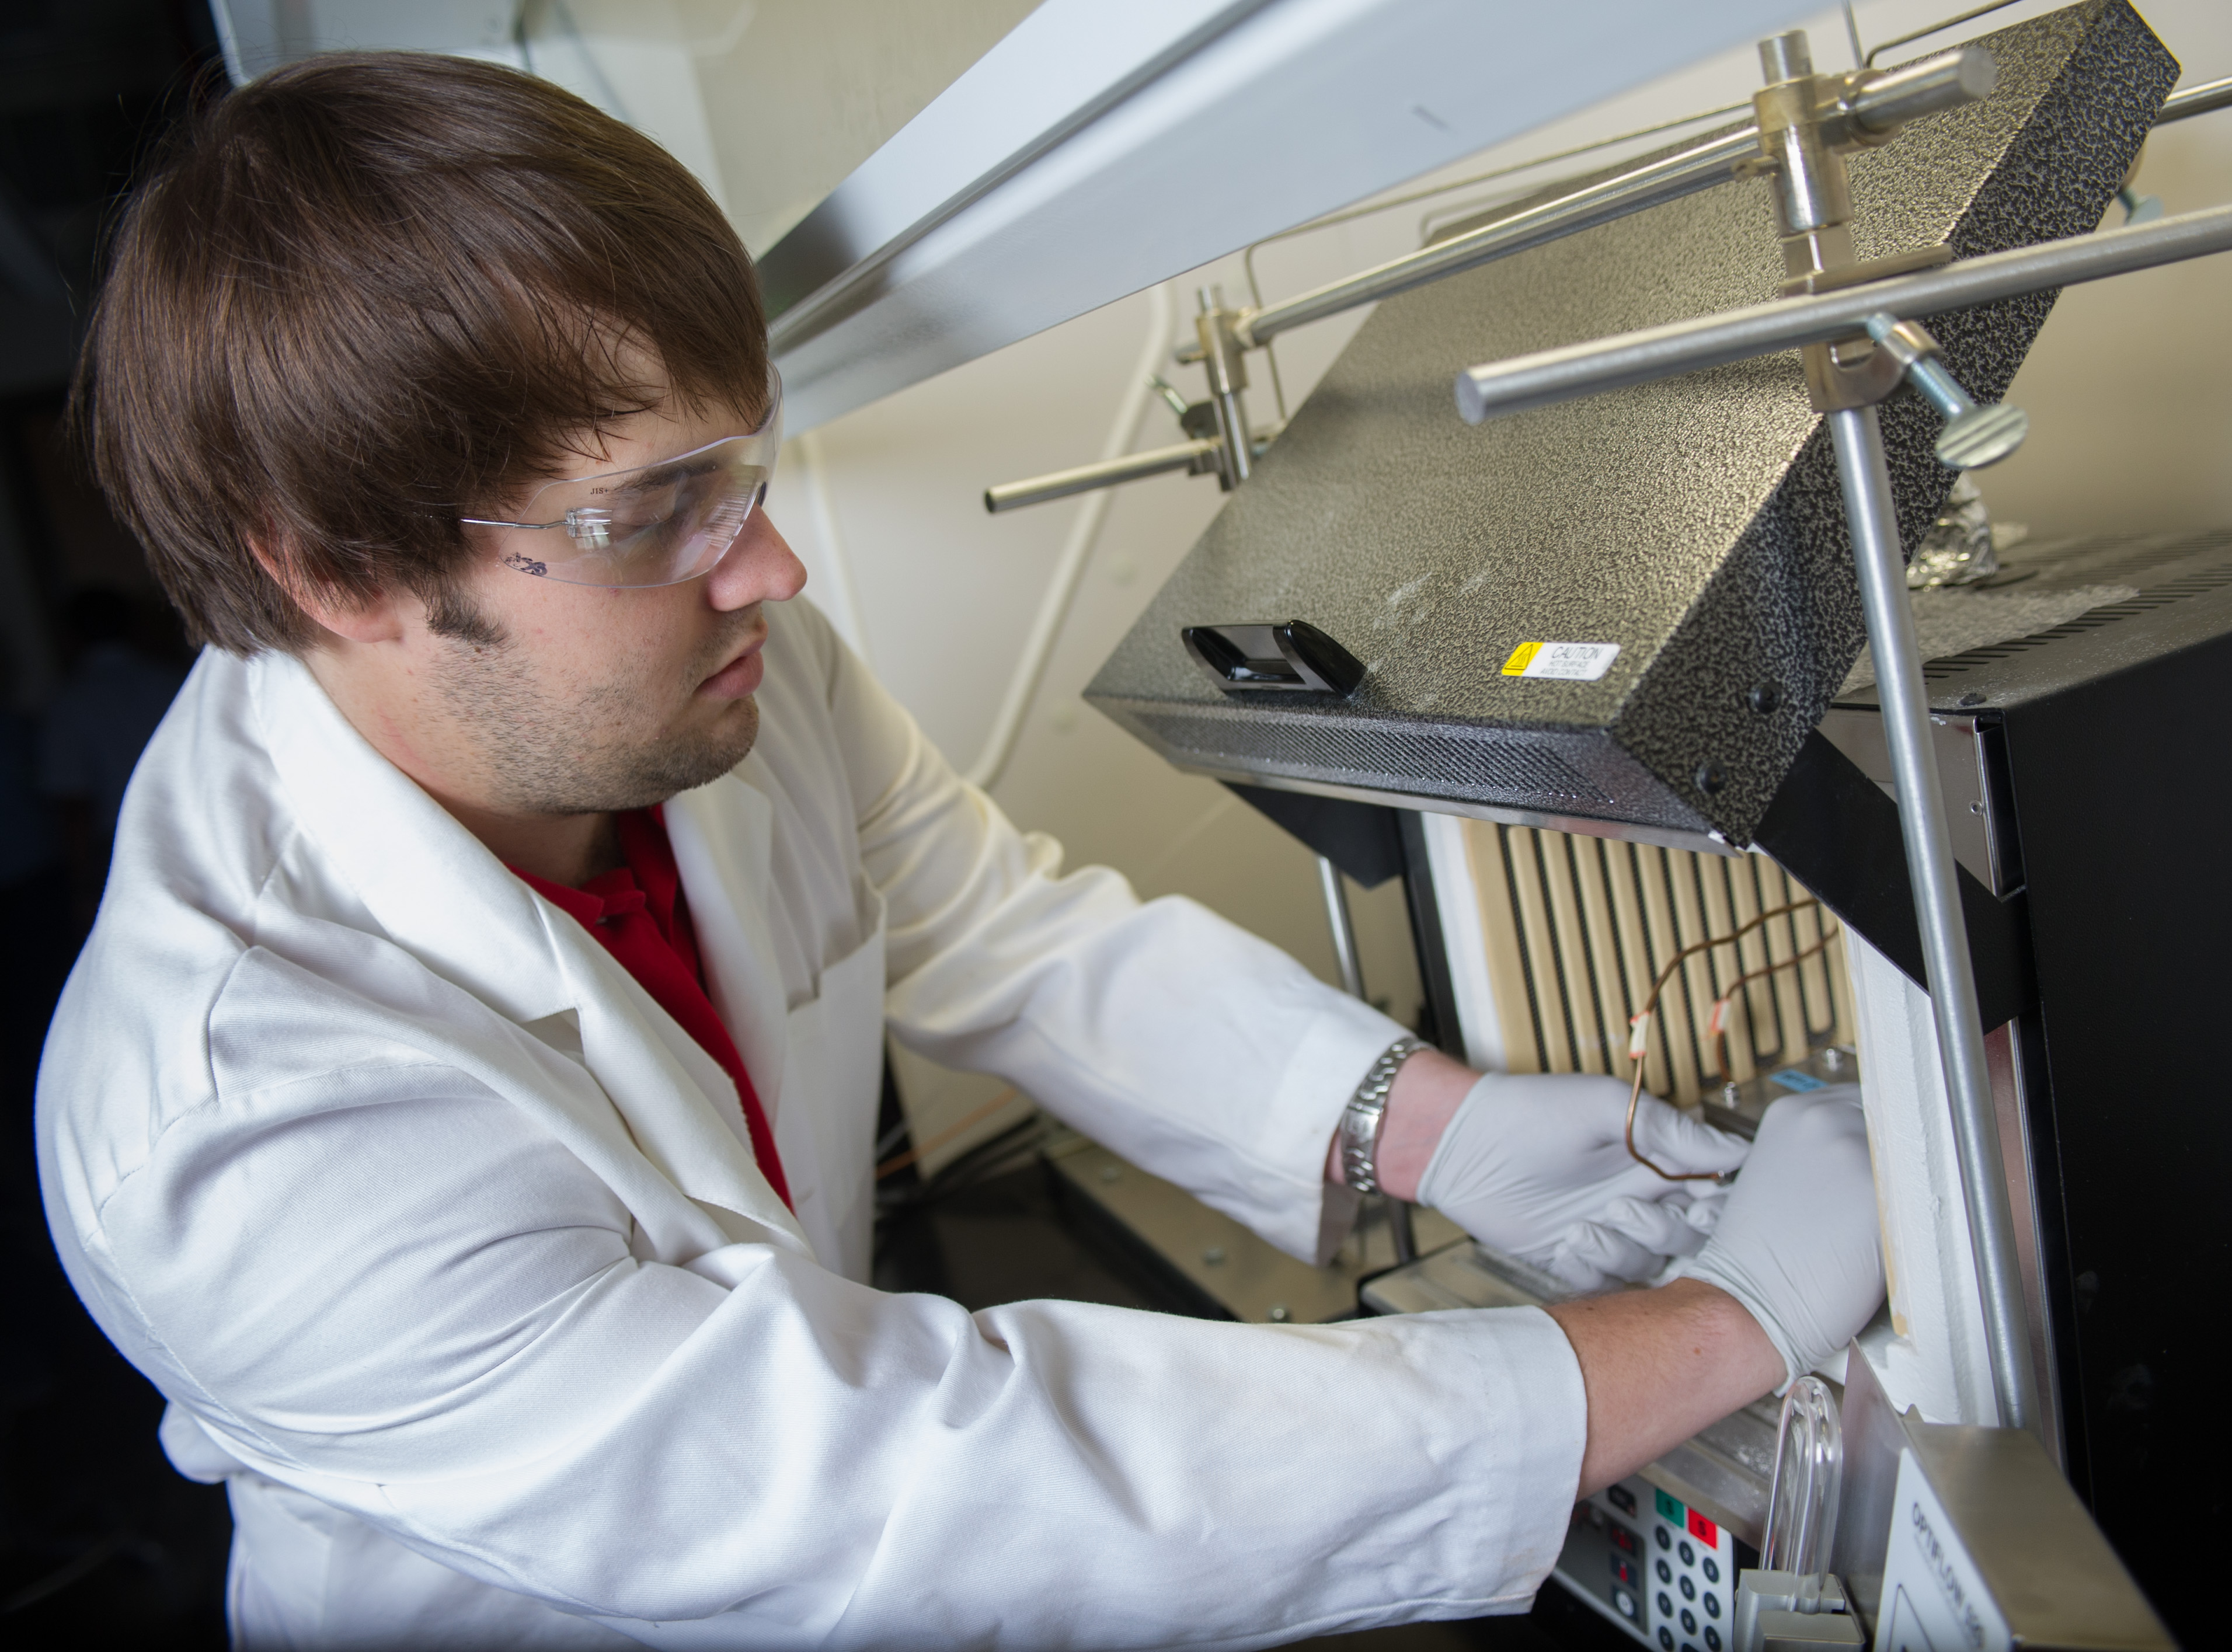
[552, 697, 761, 814]
[644, 698, 761, 801]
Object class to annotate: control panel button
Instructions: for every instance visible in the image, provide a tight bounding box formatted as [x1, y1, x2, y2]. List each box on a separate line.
[1657, 1559, 1672, 1585]
[1679, 1575, 1696, 1601]
[1655, 1525, 1672, 1551]
[1687, 1508, 1721, 1548]
[1659, 1591, 1674, 1619]
[1702, 1557, 1720, 1584]
[1611, 1556, 1636, 1587]
[1678, 1541, 1695, 1567]
[1608, 1484, 1637, 1516]
[1702, 1591, 1720, 1619]
[1681, 1607, 1698, 1635]
[1658, 1629, 1674, 1651]
[1613, 1585, 1638, 1620]
[1705, 1627, 1722, 1651]
[1609, 1522, 1639, 1555]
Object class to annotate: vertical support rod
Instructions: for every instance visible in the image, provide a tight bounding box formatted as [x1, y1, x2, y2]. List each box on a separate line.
[1316, 853, 1413, 1260]
[1317, 855, 1365, 999]
[1829, 406, 2039, 1434]
[1218, 386, 1253, 482]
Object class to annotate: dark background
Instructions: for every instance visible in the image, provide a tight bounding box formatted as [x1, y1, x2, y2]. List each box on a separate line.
[0, 6, 1628, 1647]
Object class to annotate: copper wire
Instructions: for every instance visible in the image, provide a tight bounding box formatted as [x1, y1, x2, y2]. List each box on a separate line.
[1620, 900, 1842, 1182]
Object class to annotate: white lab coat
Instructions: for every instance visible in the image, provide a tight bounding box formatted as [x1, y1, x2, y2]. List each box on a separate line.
[37, 598, 1587, 1650]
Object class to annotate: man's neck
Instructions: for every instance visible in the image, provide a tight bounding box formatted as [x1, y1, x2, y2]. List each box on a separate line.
[448, 799, 622, 888]
[302, 642, 623, 888]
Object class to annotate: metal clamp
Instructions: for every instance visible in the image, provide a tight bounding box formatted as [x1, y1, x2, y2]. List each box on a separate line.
[1862, 313, 2029, 468]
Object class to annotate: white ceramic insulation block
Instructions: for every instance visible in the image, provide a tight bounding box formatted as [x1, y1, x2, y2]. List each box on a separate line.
[1844, 928, 1998, 1427]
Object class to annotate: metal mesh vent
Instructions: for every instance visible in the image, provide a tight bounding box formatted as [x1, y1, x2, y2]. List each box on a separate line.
[1923, 531, 2232, 681]
[1137, 711, 1611, 804]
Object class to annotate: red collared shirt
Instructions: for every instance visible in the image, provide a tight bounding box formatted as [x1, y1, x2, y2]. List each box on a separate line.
[510, 807, 791, 1209]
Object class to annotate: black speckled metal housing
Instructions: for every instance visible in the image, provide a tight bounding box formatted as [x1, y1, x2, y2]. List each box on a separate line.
[1085, 0, 2176, 845]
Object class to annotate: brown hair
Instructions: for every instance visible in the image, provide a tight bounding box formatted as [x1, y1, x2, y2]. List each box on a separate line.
[72, 51, 767, 655]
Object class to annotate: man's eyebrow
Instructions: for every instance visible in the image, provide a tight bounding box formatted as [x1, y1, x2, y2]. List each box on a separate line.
[612, 453, 726, 492]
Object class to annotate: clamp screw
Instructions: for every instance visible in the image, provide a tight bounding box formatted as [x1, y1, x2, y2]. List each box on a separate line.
[1864, 312, 2028, 470]
[1747, 681, 1782, 715]
[1694, 762, 1726, 794]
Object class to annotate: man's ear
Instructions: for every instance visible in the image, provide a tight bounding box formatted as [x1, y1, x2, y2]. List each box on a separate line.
[246, 535, 408, 645]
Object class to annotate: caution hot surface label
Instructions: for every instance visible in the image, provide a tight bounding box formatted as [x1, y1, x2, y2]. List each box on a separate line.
[1501, 641, 1621, 681]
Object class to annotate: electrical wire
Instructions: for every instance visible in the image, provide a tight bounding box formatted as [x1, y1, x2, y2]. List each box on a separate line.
[876, 1086, 1022, 1181]
[1864, 0, 2026, 67]
[1620, 898, 1843, 1182]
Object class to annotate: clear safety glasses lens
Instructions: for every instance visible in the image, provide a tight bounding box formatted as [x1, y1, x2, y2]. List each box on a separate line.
[465, 379, 784, 589]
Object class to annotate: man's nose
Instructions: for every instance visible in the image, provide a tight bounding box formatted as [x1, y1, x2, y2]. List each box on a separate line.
[706, 511, 807, 612]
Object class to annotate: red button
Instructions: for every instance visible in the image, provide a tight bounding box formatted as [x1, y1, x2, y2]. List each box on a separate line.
[1687, 1508, 1719, 1548]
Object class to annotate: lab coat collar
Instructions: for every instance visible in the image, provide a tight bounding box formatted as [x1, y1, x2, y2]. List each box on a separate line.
[245, 650, 810, 1257]
[663, 777, 788, 1116]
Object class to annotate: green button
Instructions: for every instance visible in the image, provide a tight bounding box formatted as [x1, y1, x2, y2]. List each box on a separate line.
[1655, 1488, 1685, 1525]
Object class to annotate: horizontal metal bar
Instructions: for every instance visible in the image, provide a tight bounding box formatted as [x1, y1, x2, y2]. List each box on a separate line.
[1233, 51, 1998, 350]
[984, 438, 1215, 513]
[1239, 125, 1761, 346]
[1455, 203, 2232, 422]
[1850, 46, 1997, 134]
[2158, 74, 2232, 124]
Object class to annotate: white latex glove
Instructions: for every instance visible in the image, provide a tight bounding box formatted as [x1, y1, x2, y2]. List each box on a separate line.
[1679, 1085, 1885, 1388]
[1416, 1071, 1750, 1292]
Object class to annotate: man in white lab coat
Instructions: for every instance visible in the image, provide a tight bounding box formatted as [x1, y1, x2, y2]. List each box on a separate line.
[39, 52, 1885, 1650]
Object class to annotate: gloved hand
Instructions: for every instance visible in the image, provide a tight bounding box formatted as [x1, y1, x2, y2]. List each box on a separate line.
[1678, 1085, 1885, 1388]
[1415, 1071, 1750, 1293]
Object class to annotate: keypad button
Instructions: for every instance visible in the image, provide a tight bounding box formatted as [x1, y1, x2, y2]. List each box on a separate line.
[1678, 1541, 1695, 1567]
[1613, 1586, 1638, 1620]
[1657, 1559, 1673, 1584]
[1702, 1557, 1720, 1585]
[1705, 1628, 1722, 1651]
[1681, 1608, 1698, 1635]
[1656, 1526, 1672, 1550]
[1679, 1575, 1696, 1601]
[1659, 1592, 1674, 1619]
[1703, 1592, 1720, 1619]
[1608, 1484, 1637, 1516]
[1658, 1630, 1675, 1651]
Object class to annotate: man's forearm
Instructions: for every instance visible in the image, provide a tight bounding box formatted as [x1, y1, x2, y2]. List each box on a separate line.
[1545, 1279, 1784, 1496]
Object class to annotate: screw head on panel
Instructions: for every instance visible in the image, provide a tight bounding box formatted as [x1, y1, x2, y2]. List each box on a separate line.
[1747, 682, 1782, 715]
[1694, 762, 1726, 793]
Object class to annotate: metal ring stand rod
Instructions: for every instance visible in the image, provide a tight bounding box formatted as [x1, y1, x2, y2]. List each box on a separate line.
[1315, 855, 1418, 1266]
[1830, 405, 2038, 1433]
[1455, 203, 2232, 423]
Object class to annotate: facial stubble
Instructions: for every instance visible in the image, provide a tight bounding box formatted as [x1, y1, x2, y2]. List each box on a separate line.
[430, 607, 764, 815]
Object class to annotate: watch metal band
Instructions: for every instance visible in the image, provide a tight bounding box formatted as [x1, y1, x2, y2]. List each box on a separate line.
[1338, 1035, 1428, 1195]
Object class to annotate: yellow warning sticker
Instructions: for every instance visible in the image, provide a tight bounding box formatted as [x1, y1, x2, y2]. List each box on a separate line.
[1501, 641, 1621, 681]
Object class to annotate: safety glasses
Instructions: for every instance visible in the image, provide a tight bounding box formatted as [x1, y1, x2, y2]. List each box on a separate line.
[462, 371, 784, 588]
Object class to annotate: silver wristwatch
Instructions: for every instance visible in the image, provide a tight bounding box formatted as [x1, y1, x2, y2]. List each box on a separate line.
[1338, 1035, 1428, 1194]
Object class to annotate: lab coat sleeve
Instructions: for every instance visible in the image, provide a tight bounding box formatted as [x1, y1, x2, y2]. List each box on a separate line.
[62, 1034, 1586, 1647]
[824, 618, 1405, 1264]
